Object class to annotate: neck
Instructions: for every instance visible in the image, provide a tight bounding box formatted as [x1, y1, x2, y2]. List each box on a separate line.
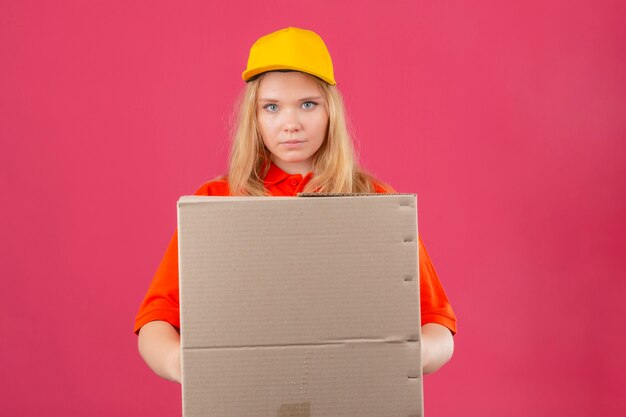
[271, 158, 313, 177]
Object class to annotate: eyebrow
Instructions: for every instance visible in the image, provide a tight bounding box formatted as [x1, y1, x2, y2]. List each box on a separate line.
[258, 96, 324, 102]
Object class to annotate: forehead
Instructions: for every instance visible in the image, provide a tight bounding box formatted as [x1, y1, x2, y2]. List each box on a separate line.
[257, 71, 323, 99]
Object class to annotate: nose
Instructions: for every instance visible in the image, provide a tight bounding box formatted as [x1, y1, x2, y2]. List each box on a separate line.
[282, 108, 301, 133]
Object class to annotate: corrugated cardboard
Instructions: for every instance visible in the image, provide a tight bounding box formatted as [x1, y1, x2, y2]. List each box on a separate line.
[177, 194, 423, 417]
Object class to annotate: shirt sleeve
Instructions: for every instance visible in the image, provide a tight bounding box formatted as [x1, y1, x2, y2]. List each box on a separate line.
[133, 180, 229, 334]
[372, 178, 457, 334]
[418, 235, 457, 334]
[134, 230, 181, 333]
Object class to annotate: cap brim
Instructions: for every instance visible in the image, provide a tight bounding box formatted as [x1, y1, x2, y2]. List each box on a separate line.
[242, 65, 336, 85]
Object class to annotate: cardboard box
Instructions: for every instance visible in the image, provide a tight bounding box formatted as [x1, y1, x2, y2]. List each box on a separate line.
[178, 194, 423, 417]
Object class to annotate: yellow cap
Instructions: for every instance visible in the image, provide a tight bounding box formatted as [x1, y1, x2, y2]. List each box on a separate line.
[242, 27, 336, 85]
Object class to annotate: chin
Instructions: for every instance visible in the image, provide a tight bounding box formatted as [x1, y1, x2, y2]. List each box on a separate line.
[278, 155, 311, 163]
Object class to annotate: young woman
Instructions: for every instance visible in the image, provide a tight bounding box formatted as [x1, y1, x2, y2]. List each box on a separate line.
[135, 27, 456, 383]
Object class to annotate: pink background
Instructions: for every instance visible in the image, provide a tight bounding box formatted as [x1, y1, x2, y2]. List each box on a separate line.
[1, 1, 625, 416]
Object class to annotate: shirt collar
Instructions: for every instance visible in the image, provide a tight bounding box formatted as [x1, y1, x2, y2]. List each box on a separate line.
[263, 162, 313, 186]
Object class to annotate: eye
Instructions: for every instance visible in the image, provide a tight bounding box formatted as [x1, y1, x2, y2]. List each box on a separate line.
[263, 103, 279, 112]
[301, 101, 317, 110]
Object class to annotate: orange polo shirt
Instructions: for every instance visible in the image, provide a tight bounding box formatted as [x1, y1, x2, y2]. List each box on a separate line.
[134, 163, 457, 335]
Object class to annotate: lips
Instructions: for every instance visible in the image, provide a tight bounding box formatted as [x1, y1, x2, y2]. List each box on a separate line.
[279, 139, 306, 148]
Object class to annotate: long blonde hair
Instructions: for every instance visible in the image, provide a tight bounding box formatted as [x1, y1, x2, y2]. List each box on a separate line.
[227, 72, 388, 195]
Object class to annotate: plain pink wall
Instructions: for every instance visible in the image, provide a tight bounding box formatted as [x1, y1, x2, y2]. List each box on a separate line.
[1, 1, 625, 416]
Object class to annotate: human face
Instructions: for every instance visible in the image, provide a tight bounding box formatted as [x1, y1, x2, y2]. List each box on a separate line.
[256, 71, 329, 176]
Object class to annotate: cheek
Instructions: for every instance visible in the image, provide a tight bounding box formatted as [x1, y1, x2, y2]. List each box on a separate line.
[256, 115, 273, 138]
[260, 114, 281, 130]
[313, 113, 329, 138]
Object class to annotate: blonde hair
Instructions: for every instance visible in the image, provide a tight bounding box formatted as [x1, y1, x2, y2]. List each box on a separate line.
[227, 72, 390, 195]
